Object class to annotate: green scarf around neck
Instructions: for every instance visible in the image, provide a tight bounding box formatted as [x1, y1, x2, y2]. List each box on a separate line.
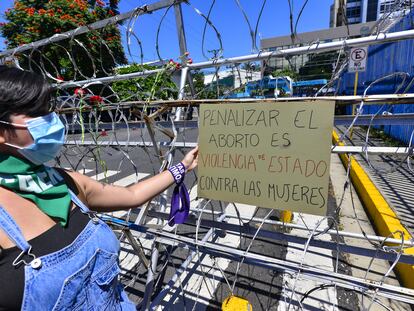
[0, 154, 71, 226]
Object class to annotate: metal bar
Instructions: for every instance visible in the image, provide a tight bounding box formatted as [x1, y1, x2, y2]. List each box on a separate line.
[174, 3, 188, 60]
[135, 211, 414, 265]
[188, 28, 414, 70]
[57, 141, 157, 148]
[66, 120, 199, 130]
[148, 214, 227, 309]
[56, 94, 414, 108]
[177, 66, 189, 101]
[102, 216, 414, 305]
[140, 49, 189, 311]
[141, 242, 160, 310]
[335, 113, 414, 125]
[178, 238, 414, 304]
[63, 113, 414, 132]
[145, 208, 414, 247]
[123, 229, 150, 269]
[0, 0, 185, 58]
[332, 145, 413, 154]
[64, 140, 413, 155]
[57, 68, 166, 89]
[173, 3, 196, 98]
[64, 140, 195, 147]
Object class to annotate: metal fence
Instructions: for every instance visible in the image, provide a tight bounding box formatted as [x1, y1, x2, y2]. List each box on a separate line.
[2, 0, 414, 309]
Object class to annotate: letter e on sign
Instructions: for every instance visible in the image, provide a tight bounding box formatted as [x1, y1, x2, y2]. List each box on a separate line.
[348, 47, 367, 73]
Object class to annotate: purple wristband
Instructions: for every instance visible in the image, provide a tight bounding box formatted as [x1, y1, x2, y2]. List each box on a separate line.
[168, 162, 190, 226]
[168, 162, 186, 185]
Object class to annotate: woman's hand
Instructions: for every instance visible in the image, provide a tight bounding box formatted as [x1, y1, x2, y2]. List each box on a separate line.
[181, 146, 199, 172]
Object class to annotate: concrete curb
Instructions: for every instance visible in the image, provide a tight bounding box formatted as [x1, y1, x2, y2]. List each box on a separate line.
[332, 131, 414, 289]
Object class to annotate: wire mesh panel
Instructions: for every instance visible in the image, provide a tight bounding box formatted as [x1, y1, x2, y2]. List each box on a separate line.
[1, 0, 414, 310]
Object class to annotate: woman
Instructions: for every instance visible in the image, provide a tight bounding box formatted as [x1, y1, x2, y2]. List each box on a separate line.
[0, 65, 198, 310]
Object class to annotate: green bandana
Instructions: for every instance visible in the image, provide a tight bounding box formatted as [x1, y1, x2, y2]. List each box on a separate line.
[0, 154, 71, 226]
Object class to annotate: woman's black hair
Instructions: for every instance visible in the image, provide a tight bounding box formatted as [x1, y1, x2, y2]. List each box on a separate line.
[0, 65, 54, 121]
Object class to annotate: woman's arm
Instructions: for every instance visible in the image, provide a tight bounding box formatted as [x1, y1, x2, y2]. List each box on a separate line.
[68, 147, 198, 212]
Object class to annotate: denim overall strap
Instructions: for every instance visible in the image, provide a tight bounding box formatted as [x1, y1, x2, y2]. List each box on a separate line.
[0, 206, 30, 253]
[0, 206, 37, 266]
[68, 189, 90, 214]
[0, 191, 89, 252]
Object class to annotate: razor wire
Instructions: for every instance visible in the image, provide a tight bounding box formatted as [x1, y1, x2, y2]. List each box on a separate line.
[1, 0, 414, 309]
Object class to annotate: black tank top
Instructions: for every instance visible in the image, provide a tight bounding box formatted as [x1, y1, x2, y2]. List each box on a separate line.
[0, 208, 90, 310]
[0, 170, 91, 310]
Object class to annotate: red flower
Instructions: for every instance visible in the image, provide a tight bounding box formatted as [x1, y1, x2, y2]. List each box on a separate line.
[56, 76, 64, 82]
[90, 95, 103, 104]
[74, 88, 86, 96]
[108, 10, 115, 16]
[187, 58, 193, 64]
[96, 0, 105, 7]
[184, 51, 190, 56]
[100, 129, 108, 136]
[26, 8, 35, 16]
[61, 14, 71, 20]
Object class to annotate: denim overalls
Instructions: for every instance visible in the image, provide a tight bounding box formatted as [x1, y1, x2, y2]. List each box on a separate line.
[0, 190, 136, 311]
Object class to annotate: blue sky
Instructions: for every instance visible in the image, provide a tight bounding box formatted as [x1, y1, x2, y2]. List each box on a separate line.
[0, 0, 332, 63]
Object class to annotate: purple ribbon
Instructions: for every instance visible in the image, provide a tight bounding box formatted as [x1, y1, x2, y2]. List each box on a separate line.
[168, 163, 190, 226]
[168, 182, 190, 226]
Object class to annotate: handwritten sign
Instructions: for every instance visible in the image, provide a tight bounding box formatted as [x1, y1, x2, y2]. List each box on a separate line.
[197, 101, 335, 216]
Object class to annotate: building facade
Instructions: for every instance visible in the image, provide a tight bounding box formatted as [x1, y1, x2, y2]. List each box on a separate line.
[337, 9, 414, 144]
[260, 22, 375, 77]
[330, 0, 406, 27]
[203, 68, 261, 89]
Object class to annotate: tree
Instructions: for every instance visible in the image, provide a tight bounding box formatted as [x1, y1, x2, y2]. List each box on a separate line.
[0, 0, 126, 79]
[111, 63, 178, 102]
[272, 68, 298, 80]
[298, 52, 338, 80]
[183, 70, 218, 99]
[110, 63, 179, 120]
[191, 70, 216, 99]
[191, 70, 205, 95]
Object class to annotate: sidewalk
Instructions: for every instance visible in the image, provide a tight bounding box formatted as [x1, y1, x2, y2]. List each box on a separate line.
[336, 126, 414, 236]
[330, 153, 411, 310]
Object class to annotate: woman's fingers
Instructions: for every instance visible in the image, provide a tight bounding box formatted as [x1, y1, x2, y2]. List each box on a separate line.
[182, 146, 199, 171]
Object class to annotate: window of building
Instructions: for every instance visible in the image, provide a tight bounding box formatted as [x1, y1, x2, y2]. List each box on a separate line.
[346, 6, 361, 18]
[366, 0, 379, 21]
[347, 17, 361, 24]
[380, 0, 396, 13]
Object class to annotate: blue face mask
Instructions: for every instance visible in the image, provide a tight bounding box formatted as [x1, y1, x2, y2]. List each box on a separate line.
[1, 112, 66, 165]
